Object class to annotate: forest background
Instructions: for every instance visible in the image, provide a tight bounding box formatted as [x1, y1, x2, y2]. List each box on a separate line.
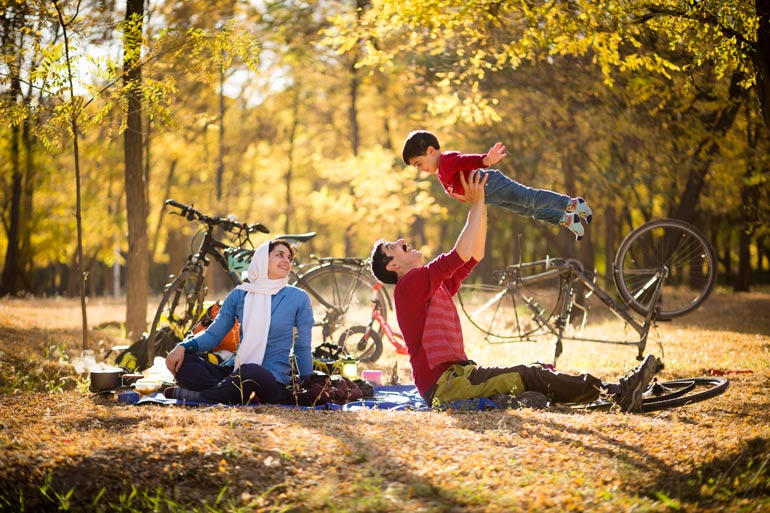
[2, 0, 770, 341]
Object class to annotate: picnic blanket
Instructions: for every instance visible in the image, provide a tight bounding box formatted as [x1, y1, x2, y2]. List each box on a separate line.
[123, 385, 504, 411]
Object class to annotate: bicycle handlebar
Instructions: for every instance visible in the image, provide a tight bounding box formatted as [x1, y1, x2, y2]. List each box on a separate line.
[165, 199, 270, 235]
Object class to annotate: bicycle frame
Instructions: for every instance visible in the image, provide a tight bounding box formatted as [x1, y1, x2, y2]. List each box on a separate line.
[365, 283, 408, 355]
[544, 258, 668, 362]
[470, 256, 668, 364]
[150, 201, 396, 367]
[289, 258, 378, 341]
[164, 225, 249, 328]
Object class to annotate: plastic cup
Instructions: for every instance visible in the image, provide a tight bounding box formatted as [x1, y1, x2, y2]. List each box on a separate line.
[361, 370, 382, 386]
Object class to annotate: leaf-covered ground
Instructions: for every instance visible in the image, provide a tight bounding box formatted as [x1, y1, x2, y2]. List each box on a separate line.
[0, 291, 769, 512]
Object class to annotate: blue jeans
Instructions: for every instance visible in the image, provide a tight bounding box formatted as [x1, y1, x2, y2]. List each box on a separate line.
[175, 355, 291, 404]
[483, 170, 570, 226]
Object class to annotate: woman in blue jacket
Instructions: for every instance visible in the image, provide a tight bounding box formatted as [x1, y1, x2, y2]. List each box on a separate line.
[164, 239, 314, 404]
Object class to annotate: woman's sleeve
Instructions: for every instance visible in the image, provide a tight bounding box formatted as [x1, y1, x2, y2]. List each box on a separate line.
[178, 291, 239, 354]
[293, 291, 315, 379]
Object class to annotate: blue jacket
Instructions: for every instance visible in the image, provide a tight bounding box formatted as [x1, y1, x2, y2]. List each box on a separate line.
[179, 286, 314, 384]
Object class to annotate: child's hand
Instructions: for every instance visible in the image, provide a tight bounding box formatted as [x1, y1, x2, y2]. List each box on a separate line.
[483, 142, 507, 167]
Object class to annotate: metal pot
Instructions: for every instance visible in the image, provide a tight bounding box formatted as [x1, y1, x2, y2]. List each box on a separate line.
[89, 367, 125, 393]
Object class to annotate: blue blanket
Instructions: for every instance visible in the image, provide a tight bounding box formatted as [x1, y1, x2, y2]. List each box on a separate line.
[127, 385, 503, 411]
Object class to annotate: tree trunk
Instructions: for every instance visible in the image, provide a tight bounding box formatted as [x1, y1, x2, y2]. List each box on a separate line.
[285, 86, 299, 234]
[755, 0, 770, 130]
[672, 71, 744, 223]
[1, 118, 23, 295]
[604, 205, 616, 292]
[124, 0, 149, 339]
[20, 113, 35, 290]
[216, 62, 225, 201]
[734, 111, 763, 291]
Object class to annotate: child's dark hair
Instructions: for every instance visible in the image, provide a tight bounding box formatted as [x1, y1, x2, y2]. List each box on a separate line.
[370, 240, 398, 284]
[401, 130, 440, 165]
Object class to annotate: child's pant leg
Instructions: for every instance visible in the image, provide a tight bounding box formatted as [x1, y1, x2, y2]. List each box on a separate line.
[483, 170, 570, 225]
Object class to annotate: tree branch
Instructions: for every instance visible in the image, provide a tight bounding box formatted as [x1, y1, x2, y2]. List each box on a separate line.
[635, 3, 757, 59]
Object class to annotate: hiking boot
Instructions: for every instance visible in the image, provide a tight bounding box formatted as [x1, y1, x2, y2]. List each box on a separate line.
[567, 197, 593, 224]
[561, 213, 585, 241]
[614, 354, 657, 412]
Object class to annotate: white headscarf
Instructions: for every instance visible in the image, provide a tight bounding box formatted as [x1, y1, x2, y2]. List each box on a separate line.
[234, 241, 289, 369]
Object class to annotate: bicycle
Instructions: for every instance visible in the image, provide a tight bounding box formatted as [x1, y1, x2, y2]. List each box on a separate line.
[457, 218, 717, 365]
[337, 282, 409, 363]
[146, 199, 391, 366]
[580, 375, 729, 412]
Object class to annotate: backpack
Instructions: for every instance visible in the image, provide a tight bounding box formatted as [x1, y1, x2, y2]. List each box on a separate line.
[192, 301, 240, 353]
[290, 372, 365, 407]
[114, 326, 180, 372]
[311, 342, 346, 375]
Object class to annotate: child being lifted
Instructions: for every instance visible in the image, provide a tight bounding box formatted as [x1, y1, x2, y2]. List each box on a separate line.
[402, 130, 592, 240]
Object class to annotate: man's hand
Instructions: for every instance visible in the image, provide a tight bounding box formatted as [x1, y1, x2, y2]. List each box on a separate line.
[462, 169, 487, 204]
[483, 142, 507, 167]
[165, 345, 185, 376]
[451, 169, 488, 203]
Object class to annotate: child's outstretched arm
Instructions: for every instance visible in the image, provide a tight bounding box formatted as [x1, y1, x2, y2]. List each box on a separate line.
[482, 142, 507, 167]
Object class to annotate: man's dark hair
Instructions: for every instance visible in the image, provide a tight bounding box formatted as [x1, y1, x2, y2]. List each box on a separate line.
[370, 240, 398, 284]
[402, 130, 440, 165]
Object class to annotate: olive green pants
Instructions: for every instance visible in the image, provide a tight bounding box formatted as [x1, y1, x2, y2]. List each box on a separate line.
[427, 362, 605, 406]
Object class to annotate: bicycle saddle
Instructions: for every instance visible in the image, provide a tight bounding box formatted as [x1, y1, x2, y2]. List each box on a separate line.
[275, 232, 317, 245]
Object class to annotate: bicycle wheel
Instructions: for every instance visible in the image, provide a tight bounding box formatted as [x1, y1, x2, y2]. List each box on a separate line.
[147, 269, 206, 363]
[640, 377, 729, 412]
[457, 265, 563, 341]
[582, 377, 729, 412]
[613, 218, 717, 320]
[294, 264, 389, 344]
[338, 325, 383, 363]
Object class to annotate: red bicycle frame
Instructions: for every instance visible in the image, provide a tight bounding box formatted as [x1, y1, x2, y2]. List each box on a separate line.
[367, 282, 408, 355]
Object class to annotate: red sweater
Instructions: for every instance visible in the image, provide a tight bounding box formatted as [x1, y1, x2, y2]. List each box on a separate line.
[437, 151, 488, 198]
[394, 249, 477, 398]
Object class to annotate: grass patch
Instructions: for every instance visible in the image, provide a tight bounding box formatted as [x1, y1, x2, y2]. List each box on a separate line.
[0, 292, 769, 512]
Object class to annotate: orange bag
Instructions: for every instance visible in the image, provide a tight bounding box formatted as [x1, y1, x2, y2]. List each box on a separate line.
[192, 301, 240, 353]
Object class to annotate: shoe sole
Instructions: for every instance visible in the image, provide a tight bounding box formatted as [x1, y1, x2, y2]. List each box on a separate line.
[625, 355, 657, 412]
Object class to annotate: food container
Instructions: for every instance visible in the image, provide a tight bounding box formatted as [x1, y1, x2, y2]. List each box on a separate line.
[89, 367, 125, 393]
[133, 378, 163, 394]
[361, 370, 382, 386]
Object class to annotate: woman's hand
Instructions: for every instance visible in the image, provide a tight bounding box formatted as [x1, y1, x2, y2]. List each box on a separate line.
[165, 345, 185, 376]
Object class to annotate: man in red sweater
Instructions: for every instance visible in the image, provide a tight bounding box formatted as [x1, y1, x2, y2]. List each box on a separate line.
[369, 170, 656, 411]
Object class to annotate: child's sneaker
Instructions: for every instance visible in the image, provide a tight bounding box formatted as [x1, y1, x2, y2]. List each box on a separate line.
[561, 213, 584, 241]
[567, 197, 592, 224]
